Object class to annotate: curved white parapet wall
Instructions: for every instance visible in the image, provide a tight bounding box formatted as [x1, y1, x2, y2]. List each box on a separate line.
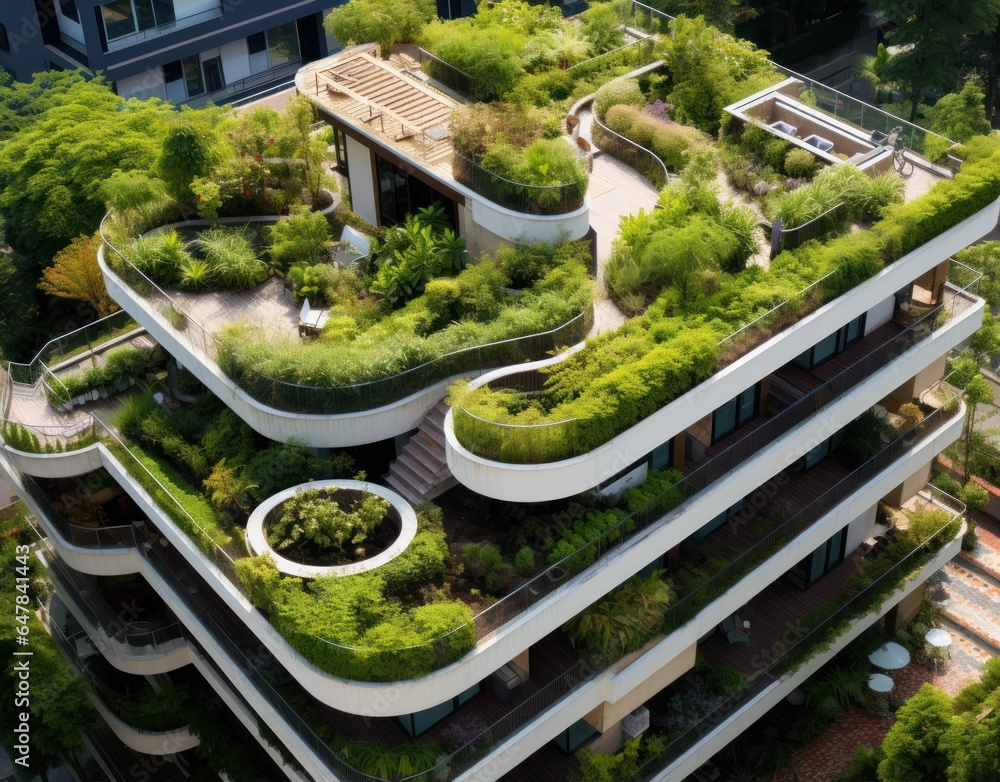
[99, 245, 477, 448]
[467, 190, 591, 245]
[1, 399, 962, 719]
[447, 196, 1000, 501]
[464, 520, 964, 782]
[6, 444, 104, 479]
[92, 697, 200, 756]
[246, 480, 418, 578]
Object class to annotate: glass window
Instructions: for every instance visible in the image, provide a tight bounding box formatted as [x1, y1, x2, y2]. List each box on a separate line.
[103, 0, 137, 39]
[650, 440, 673, 471]
[266, 21, 300, 68]
[713, 384, 757, 443]
[737, 386, 757, 426]
[152, 0, 175, 27]
[843, 314, 864, 346]
[133, 0, 156, 32]
[182, 54, 204, 98]
[59, 0, 80, 23]
[202, 55, 225, 94]
[804, 439, 829, 470]
[811, 331, 839, 365]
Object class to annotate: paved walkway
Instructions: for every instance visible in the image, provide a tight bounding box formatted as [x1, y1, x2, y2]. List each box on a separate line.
[575, 106, 661, 334]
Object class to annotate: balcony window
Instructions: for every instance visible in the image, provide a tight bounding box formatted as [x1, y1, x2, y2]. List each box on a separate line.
[267, 21, 300, 68]
[794, 313, 866, 370]
[712, 383, 759, 443]
[397, 683, 479, 737]
[165, 50, 226, 101]
[248, 21, 301, 76]
[101, 0, 175, 42]
[59, 0, 80, 23]
[787, 525, 847, 589]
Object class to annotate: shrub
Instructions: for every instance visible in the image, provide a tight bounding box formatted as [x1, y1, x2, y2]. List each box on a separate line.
[514, 546, 535, 577]
[379, 531, 448, 598]
[897, 402, 924, 430]
[604, 104, 641, 136]
[784, 148, 820, 178]
[594, 77, 645, 120]
[930, 471, 962, 497]
[233, 555, 281, 612]
[958, 482, 990, 514]
[268, 205, 330, 270]
[266, 489, 390, 559]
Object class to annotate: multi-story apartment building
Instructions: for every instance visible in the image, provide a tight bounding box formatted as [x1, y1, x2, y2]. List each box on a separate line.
[0, 0, 340, 103]
[1, 19, 997, 782]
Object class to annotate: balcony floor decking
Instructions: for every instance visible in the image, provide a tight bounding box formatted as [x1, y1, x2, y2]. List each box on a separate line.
[696, 547, 865, 679]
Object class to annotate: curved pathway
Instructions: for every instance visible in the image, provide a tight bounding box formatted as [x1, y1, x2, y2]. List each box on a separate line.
[575, 105, 660, 333]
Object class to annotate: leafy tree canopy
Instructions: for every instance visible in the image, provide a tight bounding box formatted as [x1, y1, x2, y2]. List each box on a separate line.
[0, 73, 174, 263]
[873, 0, 1000, 120]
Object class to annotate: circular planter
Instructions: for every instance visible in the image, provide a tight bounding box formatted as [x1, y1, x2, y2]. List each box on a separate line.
[246, 480, 418, 578]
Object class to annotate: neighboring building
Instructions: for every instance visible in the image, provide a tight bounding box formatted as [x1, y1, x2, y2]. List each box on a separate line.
[1, 44, 996, 782]
[0, 0, 341, 103]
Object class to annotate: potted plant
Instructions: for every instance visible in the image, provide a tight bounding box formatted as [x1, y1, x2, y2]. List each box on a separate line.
[85, 366, 108, 399]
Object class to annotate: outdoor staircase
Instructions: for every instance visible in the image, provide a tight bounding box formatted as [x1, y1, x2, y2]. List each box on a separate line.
[384, 401, 457, 504]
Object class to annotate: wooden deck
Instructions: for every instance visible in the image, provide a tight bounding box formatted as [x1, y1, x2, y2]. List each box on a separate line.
[697, 547, 866, 678]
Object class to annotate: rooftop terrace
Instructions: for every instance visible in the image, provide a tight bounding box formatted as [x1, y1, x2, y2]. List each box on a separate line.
[297, 45, 462, 176]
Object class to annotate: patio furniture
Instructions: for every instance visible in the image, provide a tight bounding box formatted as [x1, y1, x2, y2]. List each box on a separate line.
[720, 614, 751, 644]
[925, 628, 952, 673]
[491, 661, 528, 700]
[423, 122, 451, 149]
[868, 641, 910, 670]
[299, 299, 330, 336]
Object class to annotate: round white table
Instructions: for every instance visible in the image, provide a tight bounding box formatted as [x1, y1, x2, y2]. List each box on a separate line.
[868, 673, 894, 693]
[925, 628, 952, 672]
[868, 641, 911, 670]
[925, 628, 952, 650]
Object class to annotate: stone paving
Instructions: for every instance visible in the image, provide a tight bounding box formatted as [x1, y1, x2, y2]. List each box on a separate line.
[774, 648, 987, 782]
[772, 519, 1000, 781]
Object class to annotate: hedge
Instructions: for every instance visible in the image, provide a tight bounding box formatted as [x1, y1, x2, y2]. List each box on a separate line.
[455, 145, 1000, 463]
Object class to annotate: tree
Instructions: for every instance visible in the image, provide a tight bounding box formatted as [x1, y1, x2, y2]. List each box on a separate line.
[0, 73, 173, 263]
[284, 93, 327, 201]
[962, 373, 995, 490]
[0, 240, 39, 361]
[856, 42, 895, 103]
[38, 233, 119, 317]
[157, 117, 216, 204]
[959, 25, 1000, 128]
[657, 15, 776, 134]
[658, 0, 758, 32]
[929, 81, 993, 143]
[956, 241, 1000, 310]
[872, 0, 1000, 122]
[878, 683, 954, 781]
[324, 0, 435, 55]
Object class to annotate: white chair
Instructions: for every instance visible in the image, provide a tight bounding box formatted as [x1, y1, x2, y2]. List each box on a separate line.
[298, 299, 330, 335]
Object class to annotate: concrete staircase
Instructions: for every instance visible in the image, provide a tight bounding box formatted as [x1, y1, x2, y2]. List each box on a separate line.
[384, 401, 457, 504]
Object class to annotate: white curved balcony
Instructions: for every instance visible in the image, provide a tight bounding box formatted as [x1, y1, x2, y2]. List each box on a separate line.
[446, 196, 1000, 501]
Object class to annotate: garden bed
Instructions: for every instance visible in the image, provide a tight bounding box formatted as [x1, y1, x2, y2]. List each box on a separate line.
[247, 480, 418, 578]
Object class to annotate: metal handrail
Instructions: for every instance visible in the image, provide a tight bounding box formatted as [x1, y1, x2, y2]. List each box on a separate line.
[589, 104, 671, 187]
[465, 277, 978, 633]
[99, 212, 594, 414]
[636, 485, 965, 779]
